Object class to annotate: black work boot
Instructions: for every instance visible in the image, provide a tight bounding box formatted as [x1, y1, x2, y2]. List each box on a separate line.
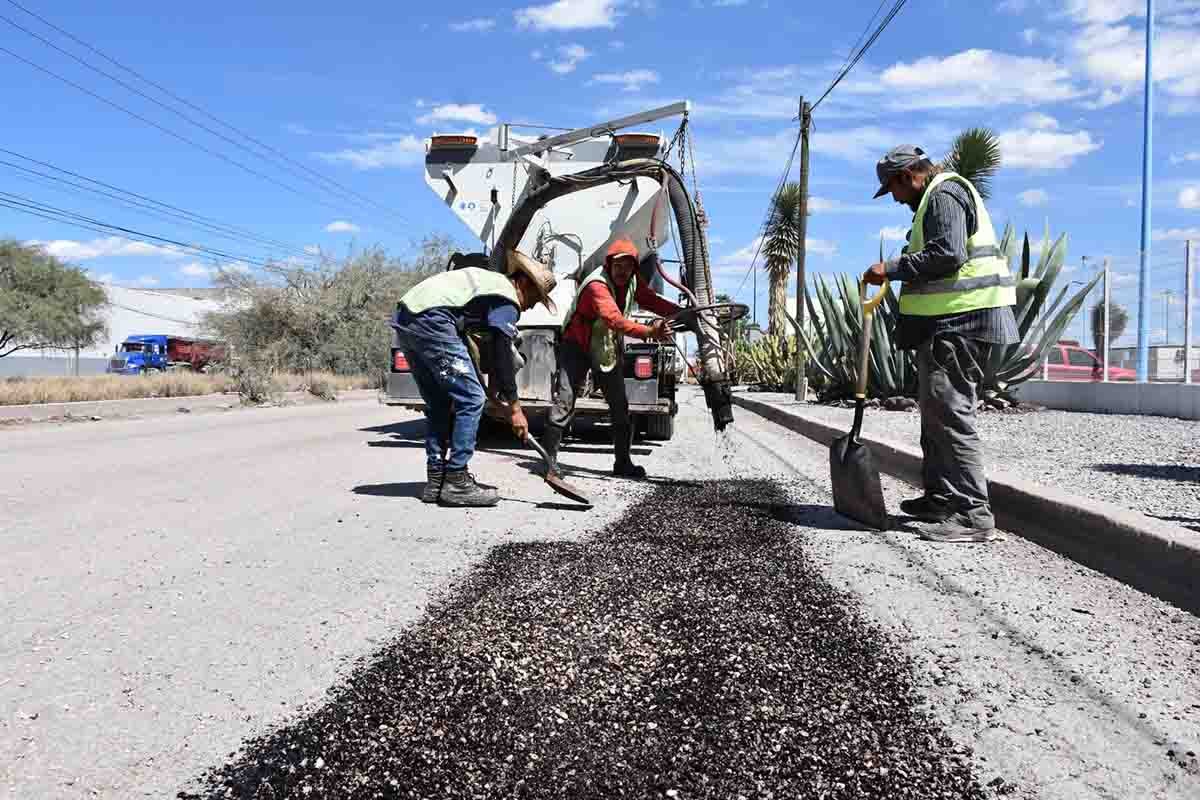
[439, 468, 500, 507]
[539, 426, 564, 476]
[899, 495, 953, 522]
[611, 423, 646, 479]
[421, 463, 445, 504]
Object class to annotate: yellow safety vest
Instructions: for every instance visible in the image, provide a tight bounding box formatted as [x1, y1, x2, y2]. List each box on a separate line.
[400, 267, 519, 314]
[899, 172, 1016, 316]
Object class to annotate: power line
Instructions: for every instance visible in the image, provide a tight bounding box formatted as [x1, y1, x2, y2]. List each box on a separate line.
[812, 0, 909, 112]
[1, 1, 413, 230]
[0, 190, 278, 267]
[0, 148, 313, 260]
[0, 43, 403, 234]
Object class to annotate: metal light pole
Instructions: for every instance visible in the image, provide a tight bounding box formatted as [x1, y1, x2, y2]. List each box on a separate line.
[1186, 240, 1194, 384]
[1103, 258, 1111, 382]
[1136, 0, 1156, 382]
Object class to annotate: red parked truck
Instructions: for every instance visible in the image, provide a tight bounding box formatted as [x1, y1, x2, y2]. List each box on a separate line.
[1043, 340, 1136, 381]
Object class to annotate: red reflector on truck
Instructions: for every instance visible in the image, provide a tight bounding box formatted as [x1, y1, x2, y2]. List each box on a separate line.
[393, 350, 410, 372]
[634, 356, 653, 379]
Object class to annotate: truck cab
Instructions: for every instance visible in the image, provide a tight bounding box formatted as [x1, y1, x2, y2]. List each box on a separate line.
[108, 335, 170, 375]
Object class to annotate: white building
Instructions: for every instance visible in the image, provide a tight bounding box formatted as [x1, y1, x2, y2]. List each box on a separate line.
[0, 284, 227, 378]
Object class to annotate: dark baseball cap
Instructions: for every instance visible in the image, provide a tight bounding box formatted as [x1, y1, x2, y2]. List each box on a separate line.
[872, 144, 927, 198]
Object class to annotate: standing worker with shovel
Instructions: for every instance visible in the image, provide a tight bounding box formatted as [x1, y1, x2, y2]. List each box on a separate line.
[864, 144, 1019, 543]
[538, 237, 679, 479]
[393, 250, 558, 507]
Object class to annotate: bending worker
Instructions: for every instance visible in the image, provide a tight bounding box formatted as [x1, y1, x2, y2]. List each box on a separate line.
[538, 237, 678, 479]
[864, 144, 1018, 544]
[393, 251, 557, 507]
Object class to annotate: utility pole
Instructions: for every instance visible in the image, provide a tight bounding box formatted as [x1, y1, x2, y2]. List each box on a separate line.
[1136, 0, 1155, 382]
[1160, 289, 1173, 344]
[1186, 240, 1194, 384]
[794, 98, 812, 402]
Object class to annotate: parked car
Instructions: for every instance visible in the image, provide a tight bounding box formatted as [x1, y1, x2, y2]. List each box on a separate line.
[1044, 340, 1136, 381]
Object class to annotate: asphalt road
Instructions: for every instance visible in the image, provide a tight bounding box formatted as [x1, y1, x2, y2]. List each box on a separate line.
[2, 391, 1198, 799]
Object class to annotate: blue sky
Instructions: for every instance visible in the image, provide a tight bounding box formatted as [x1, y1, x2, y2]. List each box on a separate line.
[2, 0, 1198, 335]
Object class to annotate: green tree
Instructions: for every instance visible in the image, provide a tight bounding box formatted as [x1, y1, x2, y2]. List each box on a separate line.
[1091, 299, 1128, 358]
[205, 236, 456, 377]
[941, 128, 1001, 200]
[0, 239, 107, 358]
[761, 182, 803, 339]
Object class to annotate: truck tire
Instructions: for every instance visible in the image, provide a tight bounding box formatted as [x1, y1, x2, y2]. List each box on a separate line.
[644, 412, 675, 441]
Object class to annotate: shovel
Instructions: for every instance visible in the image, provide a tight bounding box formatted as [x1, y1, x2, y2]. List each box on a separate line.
[524, 433, 592, 506]
[829, 277, 890, 531]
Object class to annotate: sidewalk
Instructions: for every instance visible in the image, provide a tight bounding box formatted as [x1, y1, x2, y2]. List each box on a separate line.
[732, 391, 1200, 615]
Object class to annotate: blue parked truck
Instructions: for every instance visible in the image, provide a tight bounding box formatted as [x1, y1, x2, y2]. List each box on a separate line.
[106, 335, 225, 375]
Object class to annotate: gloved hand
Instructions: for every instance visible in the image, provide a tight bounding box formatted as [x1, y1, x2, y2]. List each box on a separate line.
[646, 318, 673, 342]
[863, 262, 888, 286]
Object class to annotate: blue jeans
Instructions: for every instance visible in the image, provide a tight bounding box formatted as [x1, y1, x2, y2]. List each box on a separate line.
[396, 332, 485, 471]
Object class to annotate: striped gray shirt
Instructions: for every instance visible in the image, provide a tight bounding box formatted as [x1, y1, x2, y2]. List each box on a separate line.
[884, 180, 1019, 350]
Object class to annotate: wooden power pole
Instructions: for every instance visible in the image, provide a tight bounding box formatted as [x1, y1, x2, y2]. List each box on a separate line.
[794, 99, 812, 402]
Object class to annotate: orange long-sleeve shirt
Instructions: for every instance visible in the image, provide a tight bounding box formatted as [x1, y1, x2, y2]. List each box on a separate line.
[562, 278, 681, 351]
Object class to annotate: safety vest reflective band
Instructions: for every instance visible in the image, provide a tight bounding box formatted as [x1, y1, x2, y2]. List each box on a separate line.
[562, 267, 636, 373]
[400, 267, 519, 314]
[899, 172, 1016, 317]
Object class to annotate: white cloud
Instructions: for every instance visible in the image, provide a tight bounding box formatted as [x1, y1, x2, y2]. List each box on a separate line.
[1179, 186, 1200, 209]
[416, 103, 497, 126]
[325, 220, 361, 233]
[876, 225, 909, 242]
[713, 0, 750, 5]
[26, 236, 187, 262]
[1065, 0, 1144, 24]
[1019, 188, 1050, 206]
[610, 39, 625, 49]
[1071, 18, 1200, 107]
[179, 262, 213, 278]
[879, 49, 1082, 108]
[590, 69, 660, 92]
[515, 0, 618, 30]
[316, 135, 424, 170]
[1022, 27, 1038, 44]
[548, 43, 591, 74]
[1022, 112, 1059, 130]
[714, 235, 836, 276]
[1174, 151, 1200, 164]
[1153, 227, 1200, 241]
[996, 126, 1101, 169]
[132, 274, 159, 287]
[449, 18, 496, 32]
[303, 244, 320, 255]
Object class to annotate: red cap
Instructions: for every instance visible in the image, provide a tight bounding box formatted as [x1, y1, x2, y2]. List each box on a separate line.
[605, 237, 639, 264]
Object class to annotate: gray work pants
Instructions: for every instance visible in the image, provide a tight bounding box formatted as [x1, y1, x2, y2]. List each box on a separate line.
[917, 334, 995, 528]
[547, 340, 633, 463]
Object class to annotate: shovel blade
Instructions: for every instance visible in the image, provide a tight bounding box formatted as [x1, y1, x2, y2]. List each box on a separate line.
[544, 471, 592, 506]
[829, 433, 889, 531]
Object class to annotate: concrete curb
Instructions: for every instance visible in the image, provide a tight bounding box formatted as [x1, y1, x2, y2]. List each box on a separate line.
[733, 394, 1200, 615]
[0, 388, 378, 423]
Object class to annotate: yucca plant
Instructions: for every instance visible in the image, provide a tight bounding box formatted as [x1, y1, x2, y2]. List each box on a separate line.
[797, 222, 1099, 406]
[761, 183, 804, 339]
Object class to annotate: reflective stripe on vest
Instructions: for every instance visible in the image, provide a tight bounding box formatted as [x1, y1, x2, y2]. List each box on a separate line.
[400, 267, 519, 315]
[562, 267, 636, 373]
[899, 172, 1016, 317]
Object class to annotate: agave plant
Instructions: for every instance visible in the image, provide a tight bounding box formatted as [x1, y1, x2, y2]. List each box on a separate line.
[795, 223, 1099, 405]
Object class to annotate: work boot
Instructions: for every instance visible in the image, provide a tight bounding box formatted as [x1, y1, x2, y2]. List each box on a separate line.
[438, 468, 500, 507]
[899, 495, 953, 522]
[612, 459, 647, 479]
[539, 426, 564, 476]
[918, 515, 1006, 544]
[421, 463, 445, 504]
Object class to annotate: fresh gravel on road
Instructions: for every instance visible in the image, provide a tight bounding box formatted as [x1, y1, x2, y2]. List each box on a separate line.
[760, 396, 1199, 531]
[185, 479, 987, 799]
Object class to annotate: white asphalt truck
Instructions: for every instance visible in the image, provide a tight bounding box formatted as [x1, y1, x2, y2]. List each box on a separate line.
[381, 102, 738, 439]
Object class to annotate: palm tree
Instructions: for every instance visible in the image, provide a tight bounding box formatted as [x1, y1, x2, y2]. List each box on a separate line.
[941, 128, 1001, 200]
[761, 182, 803, 339]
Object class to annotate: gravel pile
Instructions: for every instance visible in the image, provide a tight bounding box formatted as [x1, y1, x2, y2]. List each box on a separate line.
[768, 397, 1199, 530]
[184, 479, 987, 799]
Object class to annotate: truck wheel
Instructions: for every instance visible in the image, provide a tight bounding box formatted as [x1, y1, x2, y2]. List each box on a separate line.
[644, 413, 675, 441]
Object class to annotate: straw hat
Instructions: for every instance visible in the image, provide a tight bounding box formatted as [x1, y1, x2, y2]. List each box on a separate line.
[506, 249, 558, 314]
